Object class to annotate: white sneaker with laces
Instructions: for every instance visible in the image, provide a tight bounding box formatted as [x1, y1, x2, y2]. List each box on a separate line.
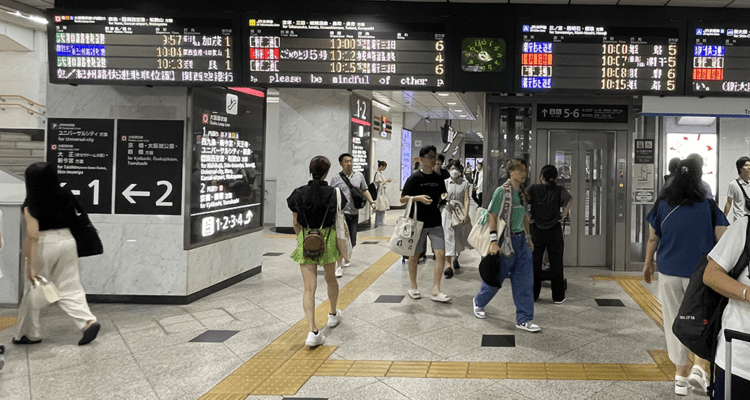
[305, 331, 325, 347]
[515, 321, 541, 332]
[328, 309, 342, 327]
[335, 266, 343, 278]
[473, 297, 486, 319]
[688, 365, 708, 395]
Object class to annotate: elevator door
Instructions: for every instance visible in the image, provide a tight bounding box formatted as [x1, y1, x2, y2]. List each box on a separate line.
[548, 132, 612, 267]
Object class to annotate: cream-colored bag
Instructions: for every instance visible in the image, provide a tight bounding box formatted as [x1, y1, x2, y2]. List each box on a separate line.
[389, 197, 424, 256]
[335, 188, 350, 260]
[28, 276, 60, 306]
[468, 208, 492, 257]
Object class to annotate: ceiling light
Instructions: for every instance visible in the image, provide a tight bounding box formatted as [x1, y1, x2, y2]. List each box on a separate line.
[676, 116, 716, 126]
[437, 93, 449, 97]
[372, 100, 390, 112]
[6, 11, 47, 24]
[459, 115, 467, 118]
[454, 109, 463, 113]
[447, 102, 457, 105]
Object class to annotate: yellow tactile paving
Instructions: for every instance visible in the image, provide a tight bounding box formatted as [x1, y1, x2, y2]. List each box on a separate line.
[426, 362, 469, 378]
[467, 362, 507, 379]
[591, 275, 647, 281]
[387, 361, 431, 378]
[649, 350, 677, 378]
[346, 360, 393, 377]
[315, 360, 354, 376]
[616, 278, 664, 331]
[622, 363, 669, 381]
[507, 362, 548, 379]
[0, 316, 18, 331]
[545, 363, 588, 380]
[583, 364, 629, 380]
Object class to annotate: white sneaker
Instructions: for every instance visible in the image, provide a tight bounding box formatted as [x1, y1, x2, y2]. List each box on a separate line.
[327, 310, 342, 327]
[688, 365, 708, 395]
[305, 331, 325, 347]
[335, 266, 343, 278]
[473, 297, 486, 319]
[343, 260, 351, 267]
[515, 321, 541, 333]
[675, 375, 689, 396]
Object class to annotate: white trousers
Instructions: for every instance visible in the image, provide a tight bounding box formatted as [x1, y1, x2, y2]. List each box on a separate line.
[658, 272, 691, 367]
[16, 228, 96, 339]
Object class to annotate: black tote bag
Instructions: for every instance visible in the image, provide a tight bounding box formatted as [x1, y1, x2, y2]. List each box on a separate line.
[68, 200, 104, 257]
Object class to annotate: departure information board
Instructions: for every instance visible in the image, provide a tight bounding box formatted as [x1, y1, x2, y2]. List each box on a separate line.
[48, 11, 238, 85]
[245, 18, 447, 88]
[517, 23, 682, 94]
[689, 26, 750, 95]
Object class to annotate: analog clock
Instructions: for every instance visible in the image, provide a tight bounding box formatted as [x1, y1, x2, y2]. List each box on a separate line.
[461, 38, 506, 72]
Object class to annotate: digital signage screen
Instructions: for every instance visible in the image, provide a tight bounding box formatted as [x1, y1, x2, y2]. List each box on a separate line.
[48, 10, 240, 85]
[516, 23, 683, 95]
[688, 25, 750, 96]
[187, 87, 265, 248]
[244, 17, 448, 89]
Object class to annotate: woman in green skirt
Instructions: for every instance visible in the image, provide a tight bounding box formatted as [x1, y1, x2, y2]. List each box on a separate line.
[287, 156, 347, 347]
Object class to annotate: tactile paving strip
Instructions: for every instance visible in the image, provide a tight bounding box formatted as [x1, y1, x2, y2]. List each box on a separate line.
[0, 316, 18, 331]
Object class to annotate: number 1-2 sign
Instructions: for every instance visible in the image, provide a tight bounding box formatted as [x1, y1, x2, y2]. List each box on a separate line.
[114, 119, 183, 215]
[47, 118, 115, 214]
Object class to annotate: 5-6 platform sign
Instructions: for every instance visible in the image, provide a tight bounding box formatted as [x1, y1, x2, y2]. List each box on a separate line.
[114, 120, 183, 215]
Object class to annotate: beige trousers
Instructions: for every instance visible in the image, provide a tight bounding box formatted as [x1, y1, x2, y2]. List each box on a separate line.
[658, 272, 691, 366]
[16, 228, 96, 339]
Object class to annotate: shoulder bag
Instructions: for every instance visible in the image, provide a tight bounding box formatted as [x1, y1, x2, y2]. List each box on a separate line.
[335, 188, 351, 261]
[389, 197, 424, 256]
[468, 208, 492, 257]
[339, 172, 367, 209]
[499, 182, 514, 257]
[68, 199, 104, 258]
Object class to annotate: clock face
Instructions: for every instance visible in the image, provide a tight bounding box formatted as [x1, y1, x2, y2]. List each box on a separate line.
[462, 38, 506, 72]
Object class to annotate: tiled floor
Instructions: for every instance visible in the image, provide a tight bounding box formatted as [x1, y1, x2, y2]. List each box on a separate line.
[0, 210, 709, 400]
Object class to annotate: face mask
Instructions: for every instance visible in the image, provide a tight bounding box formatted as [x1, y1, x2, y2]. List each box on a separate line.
[450, 170, 460, 179]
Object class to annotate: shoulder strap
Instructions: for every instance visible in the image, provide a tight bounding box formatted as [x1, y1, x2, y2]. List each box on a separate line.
[737, 178, 750, 200]
[729, 215, 750, 279]
[708, 198, 717, 228]
[339, 172, 354, 189]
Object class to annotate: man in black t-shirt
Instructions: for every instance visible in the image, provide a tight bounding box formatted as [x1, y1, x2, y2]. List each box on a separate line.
[401, 145, 450, 303]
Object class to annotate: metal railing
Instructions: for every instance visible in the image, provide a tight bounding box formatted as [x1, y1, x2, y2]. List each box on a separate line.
[0, 95, 46, 117]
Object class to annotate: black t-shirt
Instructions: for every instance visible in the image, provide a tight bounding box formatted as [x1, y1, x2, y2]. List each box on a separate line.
[401, 170, 447, 228]
[23, 190, 77, 231]
[527, 183, 572, 230]
[287, 181, 346, 229]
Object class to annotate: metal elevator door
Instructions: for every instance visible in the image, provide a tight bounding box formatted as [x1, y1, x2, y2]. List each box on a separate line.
[548, 131, 613, 267]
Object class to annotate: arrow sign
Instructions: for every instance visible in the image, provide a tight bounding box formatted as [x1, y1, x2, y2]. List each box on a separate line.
[122, 184, 150, 204]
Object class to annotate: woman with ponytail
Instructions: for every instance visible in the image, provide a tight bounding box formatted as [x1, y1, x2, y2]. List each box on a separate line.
[287, 156, 347, 347]
[527, 165, 573, 304]
[643, 158, 729, 395]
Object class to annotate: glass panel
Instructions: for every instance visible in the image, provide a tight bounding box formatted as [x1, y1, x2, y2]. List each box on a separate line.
[585, 148, 603, 236]
[554, 149, 573, 235]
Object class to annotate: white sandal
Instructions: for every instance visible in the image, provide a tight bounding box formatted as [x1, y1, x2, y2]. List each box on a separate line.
[431, 292, 451, 303]
[407, 289, 421, 299]
[674, 375, 689, 396]
[688, 365, 708, 395]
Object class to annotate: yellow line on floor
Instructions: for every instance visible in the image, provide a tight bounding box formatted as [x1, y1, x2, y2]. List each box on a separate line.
[0, 316, 18, 331]
[200, 251, 401, 399]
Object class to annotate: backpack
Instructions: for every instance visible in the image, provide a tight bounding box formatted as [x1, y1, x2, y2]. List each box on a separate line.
[298, 192, 333, 260]
[367, 182, 378, 201]
[339, 172, 367, 209]
[530, 185, 563, 229]
[672, 214, 749, 362]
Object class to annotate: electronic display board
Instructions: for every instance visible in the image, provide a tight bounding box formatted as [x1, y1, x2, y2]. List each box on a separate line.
[48, 10, 239, 85]
[688, 26, 750, 95]
[516, 23, 683, 95]
[244, 17, 447, 89]
[188, 87, 265, 248]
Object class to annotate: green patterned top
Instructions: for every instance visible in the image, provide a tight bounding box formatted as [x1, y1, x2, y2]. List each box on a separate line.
[488, 185, 527, 233]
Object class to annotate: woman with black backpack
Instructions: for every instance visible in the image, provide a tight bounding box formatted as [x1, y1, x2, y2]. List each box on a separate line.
[287, 156, 347, 347]
[527, 165, 572, 304]
[643, 158, 728, 396]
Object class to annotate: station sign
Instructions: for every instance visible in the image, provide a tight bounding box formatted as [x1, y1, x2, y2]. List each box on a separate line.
[537, 104, 628, 123]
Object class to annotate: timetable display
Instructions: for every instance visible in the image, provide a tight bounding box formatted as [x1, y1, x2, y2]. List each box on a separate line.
[517, 24, 682, 94]
[245, 18, 447, 88]
[49, 11, 238, 85]
[689, 27, 750, 95]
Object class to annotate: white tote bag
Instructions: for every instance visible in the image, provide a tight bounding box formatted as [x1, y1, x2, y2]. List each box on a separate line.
[27, 276, 60, 308]
[468, 208, 492, 257]
[335, 188, 350, 260]
[389, 197, 424, 256]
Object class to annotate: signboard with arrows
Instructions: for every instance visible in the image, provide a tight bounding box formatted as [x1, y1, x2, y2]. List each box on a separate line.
[115, 120, 183, 215]
[47, 118, 115, 214]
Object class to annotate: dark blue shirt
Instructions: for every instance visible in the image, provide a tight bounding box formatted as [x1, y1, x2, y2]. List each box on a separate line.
[647, 198, 729, 278]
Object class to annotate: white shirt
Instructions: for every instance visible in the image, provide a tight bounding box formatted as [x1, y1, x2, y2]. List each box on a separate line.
[475, 170, 483, 194]
[708, 217, 750, 380]
[726, 177, 750, 222]
[0, 209, 3, 279]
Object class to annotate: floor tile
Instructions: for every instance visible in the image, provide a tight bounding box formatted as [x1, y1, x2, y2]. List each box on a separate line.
[481, 334, 515, 347]
[595, 299, 626, 307]
[374, 295, 405, 303]
[189, 330, 240, 343]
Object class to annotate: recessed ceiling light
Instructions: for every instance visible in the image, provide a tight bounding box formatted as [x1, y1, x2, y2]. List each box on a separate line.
[459, 114, 467, 118]
[454, 109, 463, 113]
[437, 93, 449, 97]
[447, 102, 457, 105]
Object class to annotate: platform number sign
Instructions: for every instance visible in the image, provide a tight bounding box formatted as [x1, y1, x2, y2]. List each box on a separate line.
[114, 120, 183, 215]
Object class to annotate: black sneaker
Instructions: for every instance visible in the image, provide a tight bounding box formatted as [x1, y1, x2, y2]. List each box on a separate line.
[444, 267, 454, 279]
[453, 259, 460, 269]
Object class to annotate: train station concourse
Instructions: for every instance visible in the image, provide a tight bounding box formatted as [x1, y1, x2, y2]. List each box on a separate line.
[2, 0, 750, 399]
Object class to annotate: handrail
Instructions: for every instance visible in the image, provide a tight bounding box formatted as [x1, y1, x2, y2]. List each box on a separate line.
[0, 95, 45, 109]
[0, 103, 46, 116]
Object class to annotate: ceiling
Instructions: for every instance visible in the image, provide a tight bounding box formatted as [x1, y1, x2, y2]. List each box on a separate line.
[366, 91, 476, 121]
